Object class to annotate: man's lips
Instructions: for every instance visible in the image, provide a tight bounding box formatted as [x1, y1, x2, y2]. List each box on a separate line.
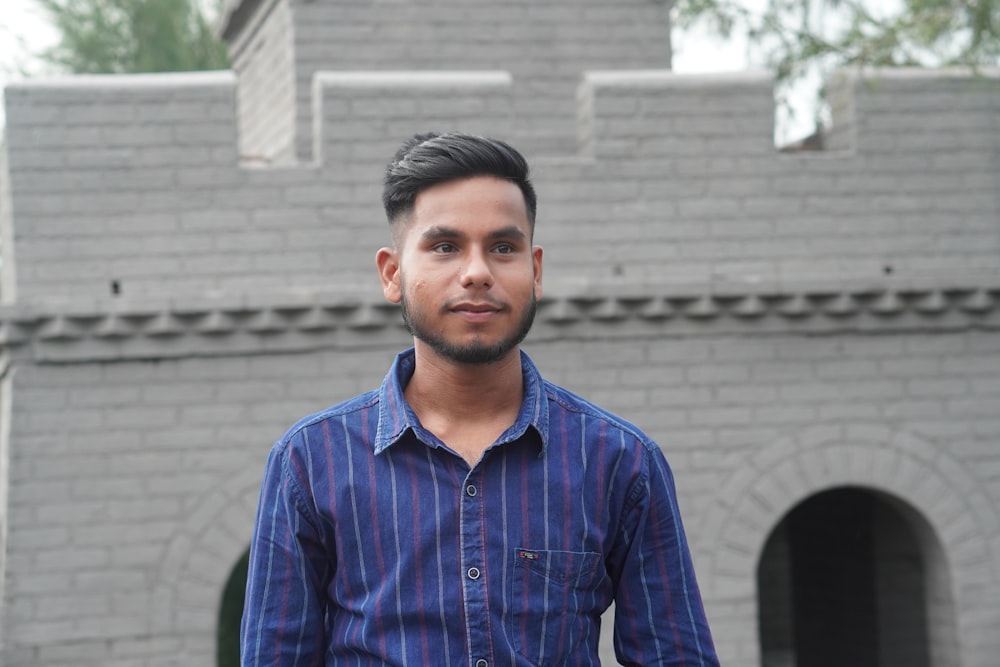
[446, 301, 505, 322]
[450, 302, 502, 313]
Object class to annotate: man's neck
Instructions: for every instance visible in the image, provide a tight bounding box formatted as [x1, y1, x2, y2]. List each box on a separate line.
[404, 344, 525, 465]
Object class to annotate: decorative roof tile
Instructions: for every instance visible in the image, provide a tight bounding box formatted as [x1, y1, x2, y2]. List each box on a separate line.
[2, 280, 997, 363]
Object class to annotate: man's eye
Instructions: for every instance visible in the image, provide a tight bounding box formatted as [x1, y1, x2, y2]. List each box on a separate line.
[433, 243, 456, 253]
[494, 244, 514, 254]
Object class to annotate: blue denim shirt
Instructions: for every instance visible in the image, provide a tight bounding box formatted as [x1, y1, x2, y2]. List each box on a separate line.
[242, 348, 718, 666]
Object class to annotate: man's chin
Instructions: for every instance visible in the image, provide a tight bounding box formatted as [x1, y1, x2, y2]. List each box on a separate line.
[403, 294, 536, 366]
[422, 339, 517, 365]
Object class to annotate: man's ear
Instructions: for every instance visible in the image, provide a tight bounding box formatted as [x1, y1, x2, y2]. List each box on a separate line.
[532, 245, 544, 300]
[375, 247, 402, 304]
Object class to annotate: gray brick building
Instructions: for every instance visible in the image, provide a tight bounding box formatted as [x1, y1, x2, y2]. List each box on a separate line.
[1, 0, 998, 665]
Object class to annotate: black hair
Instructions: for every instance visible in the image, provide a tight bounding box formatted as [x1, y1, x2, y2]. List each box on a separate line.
[382, 132, 537, 230]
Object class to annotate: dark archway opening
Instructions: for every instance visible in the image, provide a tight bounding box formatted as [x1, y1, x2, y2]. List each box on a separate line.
[757, 487, 934, 667]
[218, 547, 250, 667]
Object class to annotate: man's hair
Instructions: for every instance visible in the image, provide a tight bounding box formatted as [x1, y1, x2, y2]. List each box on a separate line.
[382, 132, 537, 230]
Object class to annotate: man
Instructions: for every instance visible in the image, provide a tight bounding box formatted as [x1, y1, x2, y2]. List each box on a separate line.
[241, 132, 718, 666]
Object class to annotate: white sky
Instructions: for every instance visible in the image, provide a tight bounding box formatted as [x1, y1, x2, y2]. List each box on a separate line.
[0, 0, 816, 142]
[0, 0, 58, 80]
[0, 0, 58, 127]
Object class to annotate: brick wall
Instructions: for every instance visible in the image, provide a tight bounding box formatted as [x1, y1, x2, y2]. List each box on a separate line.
[4, 69, 999, 303]
[1, 324, 998, 665]
[1, 34, 1000, 667]
[227, 0, 296, 164]
[221, 0, 672, 159]
[1, 345, 399, 665]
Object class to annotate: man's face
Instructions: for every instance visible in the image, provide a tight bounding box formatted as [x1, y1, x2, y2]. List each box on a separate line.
[376, 175, 543, 365]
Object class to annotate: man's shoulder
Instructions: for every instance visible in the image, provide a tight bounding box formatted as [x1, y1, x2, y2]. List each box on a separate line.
[280, 388, 381, 445]
[541, 379, 655, 451]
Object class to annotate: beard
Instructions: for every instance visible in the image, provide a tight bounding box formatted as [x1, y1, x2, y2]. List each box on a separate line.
[399, 289, 537, 365]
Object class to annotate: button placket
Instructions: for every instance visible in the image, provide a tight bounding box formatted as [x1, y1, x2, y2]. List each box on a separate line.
[460, 467, 490, 662]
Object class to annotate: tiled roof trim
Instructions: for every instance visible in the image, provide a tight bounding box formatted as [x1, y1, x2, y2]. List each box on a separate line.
[2, 282, 998, 363]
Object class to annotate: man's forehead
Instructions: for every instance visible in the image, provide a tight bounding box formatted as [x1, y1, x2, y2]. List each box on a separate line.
[394, 177, 531, 236]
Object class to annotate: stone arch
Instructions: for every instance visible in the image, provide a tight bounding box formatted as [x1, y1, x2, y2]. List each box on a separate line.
[218, 546, 251, 667]
[699, 424, 1000, 667]
[154, 465, 263, 665]
[757, 485, 949, 667]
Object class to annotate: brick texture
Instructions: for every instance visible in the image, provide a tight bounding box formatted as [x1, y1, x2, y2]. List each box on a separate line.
[221, 0, 672, 160]
[0, 2, 999, 665]
[4, 67, 999, 304]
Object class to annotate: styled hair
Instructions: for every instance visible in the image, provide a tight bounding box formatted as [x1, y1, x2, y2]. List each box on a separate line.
[382, 132, 537, 230]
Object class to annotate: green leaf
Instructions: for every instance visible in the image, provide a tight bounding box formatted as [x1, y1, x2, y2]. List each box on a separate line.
[34, 0, 228, 74]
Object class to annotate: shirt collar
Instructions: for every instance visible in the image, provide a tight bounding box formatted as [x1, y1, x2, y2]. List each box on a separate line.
[373, 347, 549, 456]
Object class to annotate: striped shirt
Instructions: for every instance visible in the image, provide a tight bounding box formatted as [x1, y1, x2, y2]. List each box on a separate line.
[242, 348, 718, 666]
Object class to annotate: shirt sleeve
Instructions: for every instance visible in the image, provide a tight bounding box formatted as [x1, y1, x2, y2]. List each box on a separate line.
[611, 441, 719, 666]
[241, 440, 332, 667]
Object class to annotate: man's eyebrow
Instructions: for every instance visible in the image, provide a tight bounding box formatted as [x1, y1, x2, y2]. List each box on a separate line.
[486, 225, 528, 242]
[419, 225, 466, 242]
[419, 225, 528, 243]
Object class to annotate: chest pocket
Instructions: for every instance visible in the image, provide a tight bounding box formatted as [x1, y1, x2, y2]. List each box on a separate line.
[508, 548, 604, 666]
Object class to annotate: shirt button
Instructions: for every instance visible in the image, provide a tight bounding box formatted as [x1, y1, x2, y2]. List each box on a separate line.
[467, 567, 481, 580]
[476, 660, 488, 667]
[466, 484, 478, 497]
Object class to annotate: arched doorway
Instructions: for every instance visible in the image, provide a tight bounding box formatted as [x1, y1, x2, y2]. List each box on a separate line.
[757, 487, 945, 667]
[218, 547, 250, 667]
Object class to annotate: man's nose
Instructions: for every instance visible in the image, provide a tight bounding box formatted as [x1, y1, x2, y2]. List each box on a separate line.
[460, 248, 493, 287]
